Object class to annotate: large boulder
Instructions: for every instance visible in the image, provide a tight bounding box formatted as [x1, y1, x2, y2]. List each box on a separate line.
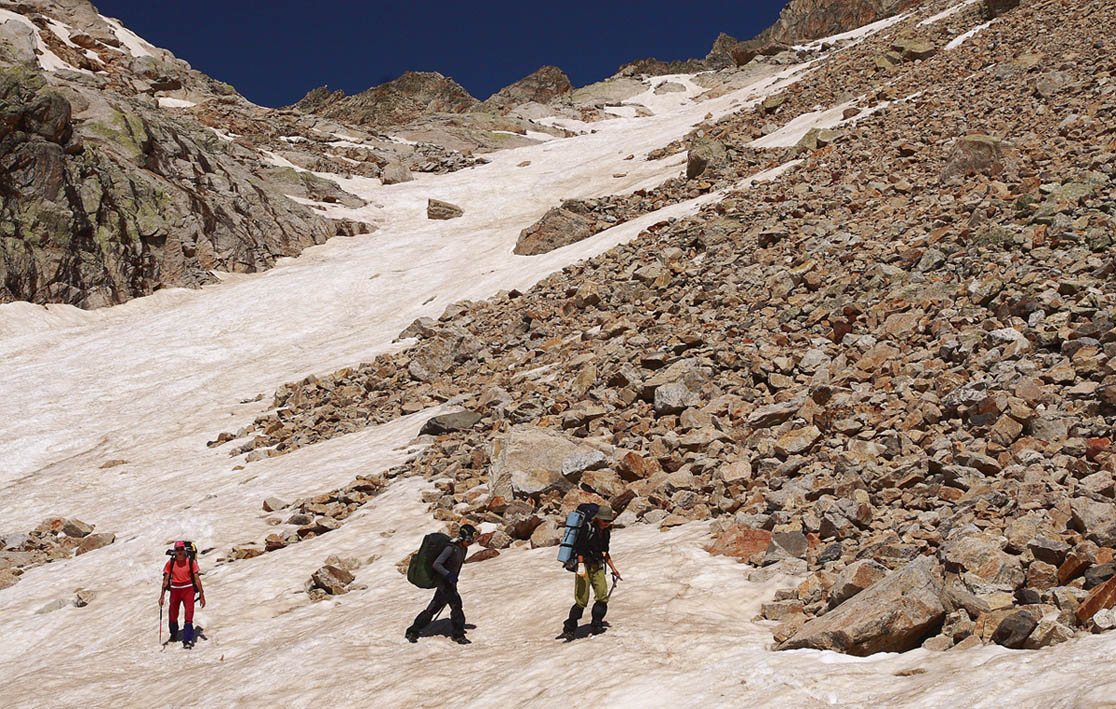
[75, 533, 115, 555]
[381, 162, 414, 185]
[513, 207, 595, 256]
[489, 425, 602, 501]
[983, 0, 1020, 17]
[890, 38, 937, 62]
[706, 526, 773, 564]
[940, 533, 1025, 591]
[991, 610, 1038, 648]
[643, 358, 711, 414]
[777, 556, 946, 656]
[1076, 575, 1116, 625]
[529, 520, 562, 548]
[427, 199, 464, 220]
[1069, 498, 1116, 547]
[828, 559, 890, 607]
[686, 138, 726, 180]
[309, 564, 354, 596]
[941, 134, 1009, 183]
[419, 411, 482, 436]
[62, 519, 93, 538]
[774, 426, 822, 457]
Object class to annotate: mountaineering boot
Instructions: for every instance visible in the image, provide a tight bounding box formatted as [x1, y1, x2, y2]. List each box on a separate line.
[560, 604, 583, 640]
[452, 634, 471, 645]
[405, 629, 419, 643]
[183, 623, 195, 648]
[590, 601, 608, 635]
[168, 622, 179, 643]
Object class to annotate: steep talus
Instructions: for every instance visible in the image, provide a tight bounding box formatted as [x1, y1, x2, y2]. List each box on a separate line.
[216, 0, 1116, 656]
[4, 0, 1116, 690]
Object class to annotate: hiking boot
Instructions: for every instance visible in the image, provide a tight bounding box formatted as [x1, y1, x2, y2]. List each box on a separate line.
[558, 629, 576, 642]
[452, 635, 471, 645]
[590, 623, 606, 635]
[405, 630, 419, 644]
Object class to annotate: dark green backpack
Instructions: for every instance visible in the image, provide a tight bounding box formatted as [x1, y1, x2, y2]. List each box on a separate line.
[407, 533, 451, 589]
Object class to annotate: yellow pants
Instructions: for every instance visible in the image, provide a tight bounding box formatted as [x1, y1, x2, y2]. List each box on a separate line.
[574, 563, 609, 608]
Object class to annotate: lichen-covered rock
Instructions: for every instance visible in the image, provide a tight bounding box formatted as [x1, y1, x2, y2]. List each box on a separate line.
[0, 63, 339, 308]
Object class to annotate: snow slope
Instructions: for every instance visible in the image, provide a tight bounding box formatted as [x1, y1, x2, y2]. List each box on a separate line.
[2, 4, 1116, 707]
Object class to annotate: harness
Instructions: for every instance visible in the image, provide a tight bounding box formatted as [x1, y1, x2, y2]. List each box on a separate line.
[165, 559, 199, 590]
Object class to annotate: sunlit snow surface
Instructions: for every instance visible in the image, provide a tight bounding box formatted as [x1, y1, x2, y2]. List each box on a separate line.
[157, 97, 197, 109]
[945, 19, 997, 50]
[101, 15, 155, 57]
[3, 5, 1116, 706]
[919, 0, 980, 26]
[0, 9, 91, 74]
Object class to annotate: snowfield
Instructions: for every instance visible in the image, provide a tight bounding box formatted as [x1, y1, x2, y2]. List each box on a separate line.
[2, 5, 1116, 707]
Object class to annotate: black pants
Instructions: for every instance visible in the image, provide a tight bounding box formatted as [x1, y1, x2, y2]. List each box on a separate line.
[409, 582, 465, 637]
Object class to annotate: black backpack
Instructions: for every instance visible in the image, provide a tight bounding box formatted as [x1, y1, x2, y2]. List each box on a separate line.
[407, 533, 452, 589]
[164, 541, 201, 598]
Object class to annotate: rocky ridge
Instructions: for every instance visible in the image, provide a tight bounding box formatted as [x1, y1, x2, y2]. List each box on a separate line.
[209, 0, 1116, 655]
[0, 0, 503, 307]
[756, 0, 925, 44]
[291, 71, 480, 129]
[0, 0, 362, 306]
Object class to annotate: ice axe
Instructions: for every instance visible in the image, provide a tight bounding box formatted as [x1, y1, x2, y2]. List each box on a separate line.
[607, 572, 621, 600]
[159, 604, 163, 645]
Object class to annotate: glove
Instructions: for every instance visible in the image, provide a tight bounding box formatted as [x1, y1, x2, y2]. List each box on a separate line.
[444, 572, 459, 586]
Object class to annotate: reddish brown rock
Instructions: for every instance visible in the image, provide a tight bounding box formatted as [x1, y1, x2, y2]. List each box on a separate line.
[707, 526, 773, 563]
[75, 533, 115, 556]
[465, 548, 500, 564]
[1076, 575, 1116, 625]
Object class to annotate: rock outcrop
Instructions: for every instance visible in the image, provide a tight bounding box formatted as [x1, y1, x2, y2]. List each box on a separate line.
[756, 0, 926, 44]
[0, 0, 382, 308]
[480, 66, 572, 115]
[291, 71, 479, 130]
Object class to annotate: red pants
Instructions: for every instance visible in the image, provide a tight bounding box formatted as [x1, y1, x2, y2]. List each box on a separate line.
[168, 587, 195, 625]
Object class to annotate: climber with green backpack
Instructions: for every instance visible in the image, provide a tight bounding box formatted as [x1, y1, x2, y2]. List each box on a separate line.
[405, 524, 477, 645]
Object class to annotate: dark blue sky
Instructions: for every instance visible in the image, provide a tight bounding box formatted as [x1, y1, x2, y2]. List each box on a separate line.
[93, 1, 787, 107]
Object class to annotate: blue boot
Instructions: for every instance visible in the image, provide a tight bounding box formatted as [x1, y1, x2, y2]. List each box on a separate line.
[183, 623, 195, 648]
